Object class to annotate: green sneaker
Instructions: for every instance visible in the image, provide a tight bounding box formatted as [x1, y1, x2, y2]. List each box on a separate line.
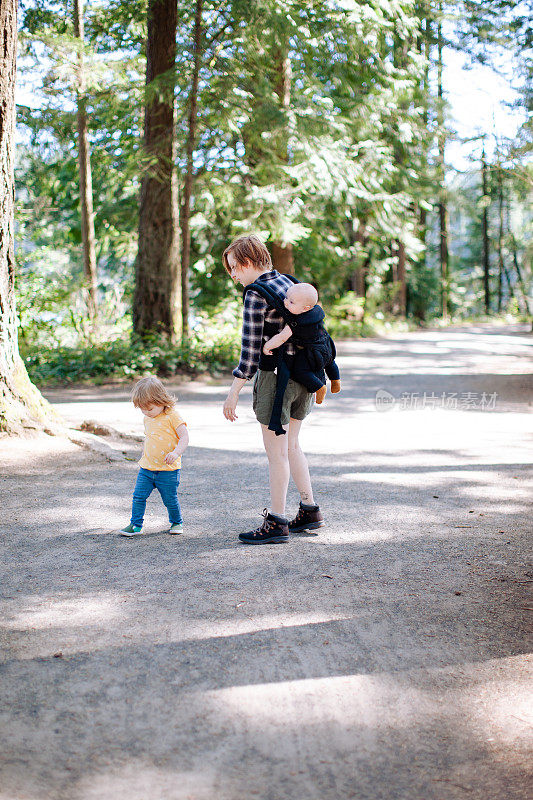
[119, 523, 143, 537]
[168, 523, 183, 535]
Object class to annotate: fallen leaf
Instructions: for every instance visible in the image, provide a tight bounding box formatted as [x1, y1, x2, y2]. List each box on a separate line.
[321, 574, 333, 579]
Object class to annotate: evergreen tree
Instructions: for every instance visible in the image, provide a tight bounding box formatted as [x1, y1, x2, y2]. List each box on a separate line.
[133, 0, 179, 340]
[1, 0, 55, 432]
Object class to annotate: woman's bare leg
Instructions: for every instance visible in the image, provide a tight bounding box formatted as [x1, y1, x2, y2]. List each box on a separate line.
[261, 424, 290, 517]
[287, 418, 315, 505]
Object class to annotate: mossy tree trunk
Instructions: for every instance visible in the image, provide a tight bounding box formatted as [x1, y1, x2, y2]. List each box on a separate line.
[0, 0, 57, 434]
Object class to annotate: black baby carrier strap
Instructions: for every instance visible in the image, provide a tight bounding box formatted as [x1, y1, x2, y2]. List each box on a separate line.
[243, 275, 299, 436]
[243, 275, 299, 322]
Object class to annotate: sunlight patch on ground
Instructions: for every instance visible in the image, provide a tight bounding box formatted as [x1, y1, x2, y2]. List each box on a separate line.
[201, 655, 533, 747]
[1, 609, 359, 661]
[336, 470, 532, 492]
[175, 611, 354, 642]
[72, 765, 217, 800]
[3, 594, 127, 630]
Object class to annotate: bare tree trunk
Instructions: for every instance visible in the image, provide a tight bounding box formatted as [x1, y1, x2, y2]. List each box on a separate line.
[0, 0, 56, 433]
[397, 240, 407, 316]
[390, 241, 407, 316]
[415, 3, 430, 322]
[391, 32, 410, 317]
[506, 190, 530, 316]
[437, 17, 449, 320]
[73, 0, 97, 323]
[481, 143, 491, 314]
[271, 241, 294, 275]
[180, 0, 203, 340]
[271, 47, 294, 275]
[347, 218, 367, 295]
[496, 162, 504, 312]
[133, 0, 179, 340]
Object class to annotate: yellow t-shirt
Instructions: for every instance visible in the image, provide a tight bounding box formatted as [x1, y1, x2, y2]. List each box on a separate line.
[138, 406, 187, 471]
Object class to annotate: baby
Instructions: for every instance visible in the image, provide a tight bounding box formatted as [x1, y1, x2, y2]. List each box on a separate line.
[263, 282, 341, 404]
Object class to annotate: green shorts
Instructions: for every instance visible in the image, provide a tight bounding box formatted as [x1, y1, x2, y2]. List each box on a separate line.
[252, 370, 315, 427]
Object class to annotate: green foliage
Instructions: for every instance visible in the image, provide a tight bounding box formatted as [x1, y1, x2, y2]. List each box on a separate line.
[21, 320, 242, 386]
[12, 0, 532, 384]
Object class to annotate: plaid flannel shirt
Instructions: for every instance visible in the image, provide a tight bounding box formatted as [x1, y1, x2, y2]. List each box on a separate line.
[233, 270, 297, 380]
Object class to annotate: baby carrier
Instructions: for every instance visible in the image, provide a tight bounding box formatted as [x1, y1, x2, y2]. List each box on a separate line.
[243, 277, 337, 436]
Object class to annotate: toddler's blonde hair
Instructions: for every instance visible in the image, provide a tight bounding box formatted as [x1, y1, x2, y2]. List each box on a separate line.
[131, 376, 176, 410]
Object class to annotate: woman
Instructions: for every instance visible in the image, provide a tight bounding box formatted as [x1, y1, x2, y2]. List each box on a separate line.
[222, 234, 324, 544]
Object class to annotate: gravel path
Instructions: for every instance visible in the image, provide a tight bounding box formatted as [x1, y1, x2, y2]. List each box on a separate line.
[1, 323, 532, 800]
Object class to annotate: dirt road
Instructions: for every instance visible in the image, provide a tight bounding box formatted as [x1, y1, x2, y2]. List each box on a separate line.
[1, 323, 532, 800]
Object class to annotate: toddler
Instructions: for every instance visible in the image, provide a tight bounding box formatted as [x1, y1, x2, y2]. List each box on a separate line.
[120, 376, 189, 537]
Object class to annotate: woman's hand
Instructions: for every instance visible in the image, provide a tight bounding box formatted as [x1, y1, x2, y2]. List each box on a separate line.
[223, 391, 239, 422]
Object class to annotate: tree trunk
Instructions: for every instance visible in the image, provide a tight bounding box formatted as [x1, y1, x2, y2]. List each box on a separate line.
[271, 47, 294, 275]
[133, 0, 179, 340]
[391, 32, 410, 317]
[271, 241, 294, 275]
[437, 17, 449, 320]
[481, 144, 490, 314]
[348, 218, 367, 296]
[415, 5, 430, 320]
[73, 0, 98, 323]
[439, 199, 449, 318]
[506, 190, 530, 316]
[397, 240, 407, 316]
[496, 162, 504, 312]
[180, 0, 203, 341]
[391, 240, 407, 316]
[0, 0, 57, 433]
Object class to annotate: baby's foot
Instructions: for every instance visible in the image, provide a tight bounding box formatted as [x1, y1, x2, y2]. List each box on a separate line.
[315, 385, 327, 404]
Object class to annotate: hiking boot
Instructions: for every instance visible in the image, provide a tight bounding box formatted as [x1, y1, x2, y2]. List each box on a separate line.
[239, 509, 289, 545]
[288, 502, 324, 533]
[119, 523, 143, 537]
[169, 523, 183, 535]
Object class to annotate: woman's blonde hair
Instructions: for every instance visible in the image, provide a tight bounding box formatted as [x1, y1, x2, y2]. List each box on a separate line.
[131, 376, 176, 410]
[222, 234, 272, 275]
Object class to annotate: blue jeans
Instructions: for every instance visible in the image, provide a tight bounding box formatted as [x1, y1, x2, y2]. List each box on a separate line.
[131, 468, 183, 527]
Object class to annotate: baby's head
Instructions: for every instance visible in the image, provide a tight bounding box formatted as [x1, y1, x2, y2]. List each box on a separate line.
[132, 376, 176, 418]
[284, 283, 319, 315]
